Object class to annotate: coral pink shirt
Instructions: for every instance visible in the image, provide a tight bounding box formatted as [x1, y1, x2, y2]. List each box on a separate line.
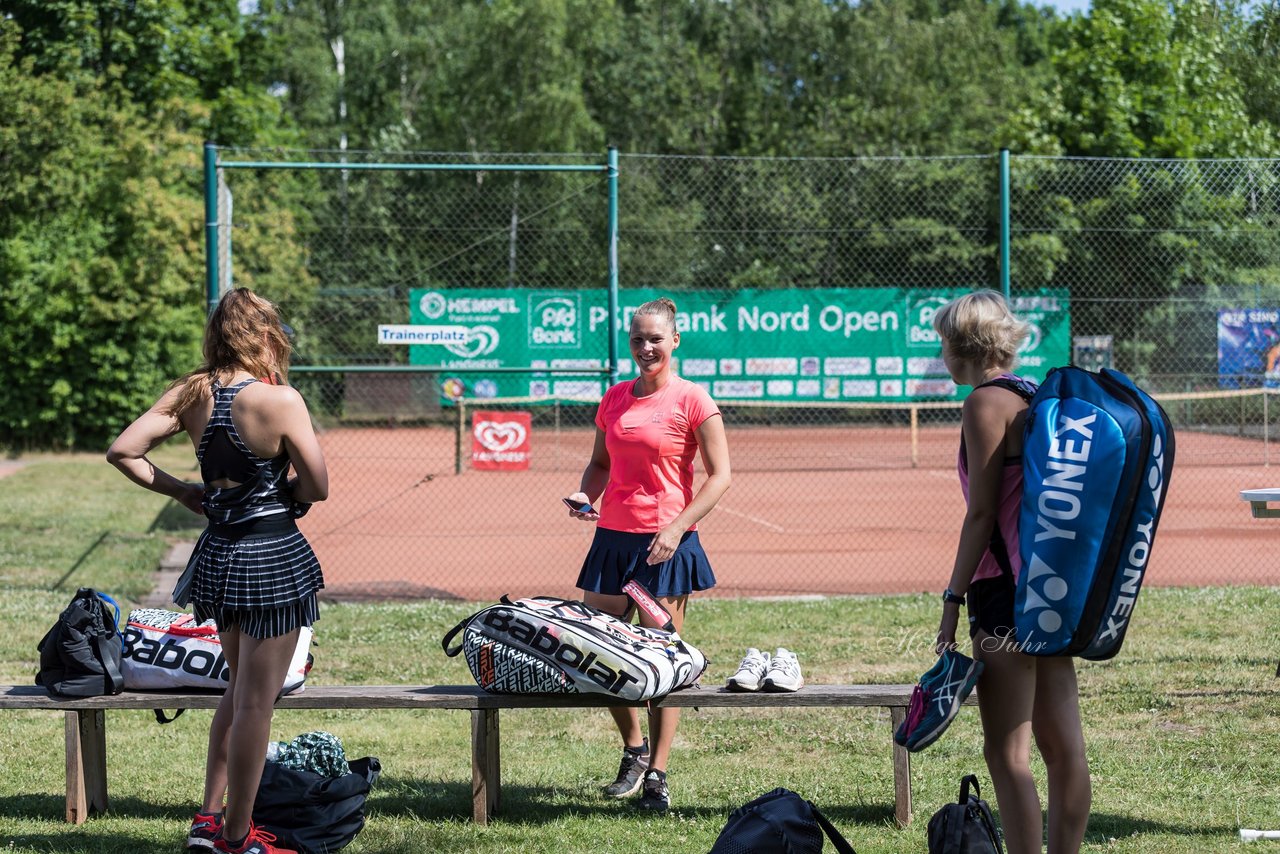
[595, 376, 720, 534]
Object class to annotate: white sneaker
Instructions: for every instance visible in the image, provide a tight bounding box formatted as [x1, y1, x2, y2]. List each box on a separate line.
[726, 647, 771, 692]
[763, 647, 804, 692]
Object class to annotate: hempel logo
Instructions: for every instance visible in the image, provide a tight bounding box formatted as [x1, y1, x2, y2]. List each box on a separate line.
[419, 291, 447, 319]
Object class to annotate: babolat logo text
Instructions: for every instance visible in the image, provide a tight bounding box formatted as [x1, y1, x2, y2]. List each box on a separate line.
[1097, 432, 1166, 644]
[1023, 409, 1098, 634]
[121, 628, 230, 682]
[480, 609, 641, 694]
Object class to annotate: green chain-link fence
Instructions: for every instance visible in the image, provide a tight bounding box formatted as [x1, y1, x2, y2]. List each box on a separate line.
[210, 147, 1280, 600]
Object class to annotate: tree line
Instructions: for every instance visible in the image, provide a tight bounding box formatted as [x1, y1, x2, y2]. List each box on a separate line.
[2, 0, 1278, 447]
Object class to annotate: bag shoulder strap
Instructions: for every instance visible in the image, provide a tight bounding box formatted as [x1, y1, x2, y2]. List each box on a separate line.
[441, 611, 476, 657]
[92, 631, 124, 692]
[808, 802, 857, 854]
[975, 797, 1006, 854]
[975, 375, 1036, 402]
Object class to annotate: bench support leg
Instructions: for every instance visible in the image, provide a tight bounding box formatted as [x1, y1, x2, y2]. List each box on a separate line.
[471, 709, 500, 825]
[890, 706, 911, 827]
[65, 710, 108, 824]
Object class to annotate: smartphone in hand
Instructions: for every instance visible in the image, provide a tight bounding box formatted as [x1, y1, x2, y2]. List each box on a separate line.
[562, 497, 595, 514]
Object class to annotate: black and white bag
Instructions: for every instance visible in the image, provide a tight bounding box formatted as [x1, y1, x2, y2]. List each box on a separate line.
[441, 584, 706, 701]
[926, 774, 1004, 854]
[36, 587, 125, 699]
[121, 608, 311, 694]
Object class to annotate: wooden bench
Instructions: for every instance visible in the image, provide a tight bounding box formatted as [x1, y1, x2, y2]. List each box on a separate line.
[0, 683, 972, 828]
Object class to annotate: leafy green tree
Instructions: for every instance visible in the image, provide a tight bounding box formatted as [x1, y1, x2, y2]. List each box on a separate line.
[1048, 0, 1271, 157]
[6, 0, 293, 144]
[0, 20, 205, 447]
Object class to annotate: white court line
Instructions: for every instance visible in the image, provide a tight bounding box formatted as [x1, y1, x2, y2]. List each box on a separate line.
[718, 504, 787, 533]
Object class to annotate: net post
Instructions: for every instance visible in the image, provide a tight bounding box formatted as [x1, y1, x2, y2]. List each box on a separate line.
[456, 399, 466, 476]
[910, 405, 919, 468]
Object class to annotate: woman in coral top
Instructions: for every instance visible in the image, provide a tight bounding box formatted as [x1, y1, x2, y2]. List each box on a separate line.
[565, 296, 731, 813]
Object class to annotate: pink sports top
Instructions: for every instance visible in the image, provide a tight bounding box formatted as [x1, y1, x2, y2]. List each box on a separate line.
[594, 376, 720, 534]
[957, 374, 1035, 583]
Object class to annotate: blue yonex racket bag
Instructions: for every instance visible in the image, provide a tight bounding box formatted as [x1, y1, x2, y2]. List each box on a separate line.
[1016, 367, 1174, 659]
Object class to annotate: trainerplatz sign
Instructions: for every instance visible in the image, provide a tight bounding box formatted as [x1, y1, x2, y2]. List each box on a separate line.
[404, 287, 1070, 403]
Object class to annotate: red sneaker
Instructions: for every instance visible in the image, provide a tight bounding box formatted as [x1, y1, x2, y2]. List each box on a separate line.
[213, 824, 297, 854]
[187, 812, 223, 851]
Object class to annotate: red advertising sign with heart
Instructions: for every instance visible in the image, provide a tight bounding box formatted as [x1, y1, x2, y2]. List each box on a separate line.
[471, 411, 532, 470]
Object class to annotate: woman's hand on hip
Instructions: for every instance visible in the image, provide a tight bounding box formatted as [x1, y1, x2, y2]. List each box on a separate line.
[177, 482, 206, 516]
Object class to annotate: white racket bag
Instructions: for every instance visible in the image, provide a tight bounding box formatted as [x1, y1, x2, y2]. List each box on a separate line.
[121, 608, 311, 695]
[441, 592, 706, 701]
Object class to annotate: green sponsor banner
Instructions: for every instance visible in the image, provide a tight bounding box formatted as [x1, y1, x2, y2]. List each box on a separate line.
[407, 288, 1070, 402]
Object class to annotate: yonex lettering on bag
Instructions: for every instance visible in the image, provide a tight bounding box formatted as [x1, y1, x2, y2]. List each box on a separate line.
[441, 591, 707, 701]
[1013, 367, 1175, 658]
[121, 609, 312, 694]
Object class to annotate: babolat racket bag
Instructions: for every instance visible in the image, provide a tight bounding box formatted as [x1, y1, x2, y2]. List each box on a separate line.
[441, 592, 707, 701]
[1016, 366, 1174, 659]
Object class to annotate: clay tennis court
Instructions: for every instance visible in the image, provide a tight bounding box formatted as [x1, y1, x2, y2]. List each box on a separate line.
[294, 420, 1280, 602]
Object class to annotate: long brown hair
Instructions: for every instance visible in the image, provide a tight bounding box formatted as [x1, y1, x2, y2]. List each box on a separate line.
[164, 288, 293, 416]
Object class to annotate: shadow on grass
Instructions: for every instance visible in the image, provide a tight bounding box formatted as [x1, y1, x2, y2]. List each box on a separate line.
[0, 783, 896, 829]
[0, 793, 192, 824]
[368, 777, 898, 825]
[1086, 811, 1239, 839]
[147, 501, 204, 535]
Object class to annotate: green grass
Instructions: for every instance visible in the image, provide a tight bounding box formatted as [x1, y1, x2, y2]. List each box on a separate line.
[1, 454, 1277, 852]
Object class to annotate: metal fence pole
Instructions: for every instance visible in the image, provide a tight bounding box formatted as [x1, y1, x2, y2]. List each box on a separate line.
[999, 149, 1010, 300]
[203, 142, 219, 315]
[607, 147, 620, 385]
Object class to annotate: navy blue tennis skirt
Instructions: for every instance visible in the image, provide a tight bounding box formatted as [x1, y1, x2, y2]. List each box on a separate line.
[576, 527, 717, 597]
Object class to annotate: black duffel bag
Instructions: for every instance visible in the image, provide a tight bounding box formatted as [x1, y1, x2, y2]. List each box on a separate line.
[254, 756, 380, 854]
[36, 587, 124, 698]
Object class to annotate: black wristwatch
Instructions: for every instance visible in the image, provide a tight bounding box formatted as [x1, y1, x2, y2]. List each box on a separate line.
[942, 588, 966, 606]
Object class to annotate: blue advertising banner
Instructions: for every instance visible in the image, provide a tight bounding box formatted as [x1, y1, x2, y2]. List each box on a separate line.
[1218, 308, 1280, 388]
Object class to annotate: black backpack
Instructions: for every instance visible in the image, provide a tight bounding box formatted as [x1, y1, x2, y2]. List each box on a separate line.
[927, 774, 1004, 854]
[254, 756, 380, 854]
[36, 587, 124, 698]
[708, 787, 856, 854]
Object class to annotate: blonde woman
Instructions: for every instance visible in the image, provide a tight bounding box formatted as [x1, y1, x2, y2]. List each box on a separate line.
[565, 297, 731, 812]
[108, 288, 326, 854]
[932, 289, 1090, 854]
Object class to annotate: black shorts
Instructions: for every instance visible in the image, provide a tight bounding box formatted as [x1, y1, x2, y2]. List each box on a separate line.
[967, 576, 1016, 640]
